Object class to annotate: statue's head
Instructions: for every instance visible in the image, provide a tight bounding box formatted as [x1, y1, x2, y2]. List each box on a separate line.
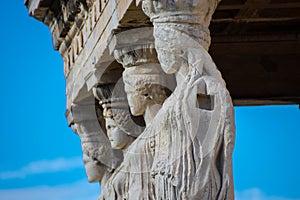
[142, 0, 219, 30]
[153, 28, 188, 74]
[104, 117, 133, 149]
[94, 83, 145, 149]
[112, 27, 175, 116]
[122, 63, 174, 116]
[83, 153, 106, 182]
[141, 0, 220, 74]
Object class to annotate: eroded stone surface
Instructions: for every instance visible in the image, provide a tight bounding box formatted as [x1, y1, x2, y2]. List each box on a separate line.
[26, 0, 236, 199]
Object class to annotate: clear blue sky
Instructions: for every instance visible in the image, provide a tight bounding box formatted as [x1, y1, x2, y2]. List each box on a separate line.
[0, 1, 299, 200]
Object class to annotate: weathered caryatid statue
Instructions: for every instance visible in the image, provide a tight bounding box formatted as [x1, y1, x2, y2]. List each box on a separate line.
[93, 83, 145, 151]
[111, 28, 175, 127]
[137, 0, 236, 199]
[100, 27, 175, 199]
[28, 0, 235, 198]
[88, 81, 145, 198]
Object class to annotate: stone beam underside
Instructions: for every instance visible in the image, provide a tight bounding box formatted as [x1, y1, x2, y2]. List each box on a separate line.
[26, 0, 300, 107]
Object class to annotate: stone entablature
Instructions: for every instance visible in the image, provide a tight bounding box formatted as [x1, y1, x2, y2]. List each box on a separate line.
[26, 0, 300, 106]
[26, 0, 143, 102]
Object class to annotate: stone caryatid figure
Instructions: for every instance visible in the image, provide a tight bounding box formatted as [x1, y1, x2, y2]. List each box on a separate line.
[93, 83, 145, 152]
[101, 65, 173, 200]
[101, 27, 175, 199]
[82, 81, 145, 197]
[138, 0, 236, 199]
[98, 0, 235, 199]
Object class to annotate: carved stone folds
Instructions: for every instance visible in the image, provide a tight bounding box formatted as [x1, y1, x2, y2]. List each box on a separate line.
[26, 0, 236, 199]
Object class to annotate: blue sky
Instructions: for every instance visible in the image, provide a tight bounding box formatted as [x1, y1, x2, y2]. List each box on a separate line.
[0, 1, 299, 200]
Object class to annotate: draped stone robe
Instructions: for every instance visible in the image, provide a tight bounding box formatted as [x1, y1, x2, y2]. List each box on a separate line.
[101, 46, 235, 200]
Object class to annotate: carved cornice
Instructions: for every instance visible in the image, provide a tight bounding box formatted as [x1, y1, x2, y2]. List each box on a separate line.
[25, 0, 93, 50]
[25, 0, 108, 77]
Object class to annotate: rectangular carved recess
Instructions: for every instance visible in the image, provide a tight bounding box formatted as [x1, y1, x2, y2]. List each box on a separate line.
[197, 94, 214, 111]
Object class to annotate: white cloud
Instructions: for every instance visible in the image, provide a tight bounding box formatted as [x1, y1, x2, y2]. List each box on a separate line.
[0, 157, 83, 179]
[236, 188, 300, 200]
[0, 179, 99, 200]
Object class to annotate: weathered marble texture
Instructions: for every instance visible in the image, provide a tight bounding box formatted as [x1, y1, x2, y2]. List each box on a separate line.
[100, 27, 176, 200]
[80, 80, 145, 197]
[136, 0, 235, 199]
[26, 0, 235, 199]
[99, 0, 236, 198]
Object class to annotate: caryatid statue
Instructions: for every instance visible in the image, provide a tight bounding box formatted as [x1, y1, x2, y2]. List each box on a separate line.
[82, 80, 145, 198]
[101, 27, 175, 199]
[93, 82, 145, 154]
[138, 0, 236, 199]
